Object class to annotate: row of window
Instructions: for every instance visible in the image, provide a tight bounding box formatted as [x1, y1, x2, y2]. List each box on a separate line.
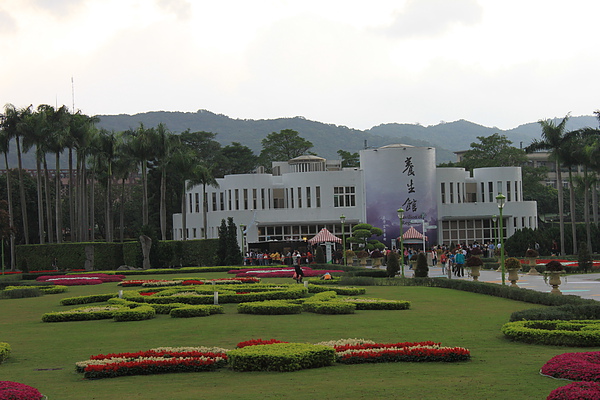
[188, 186, 357, 213]
[440, 181, 522, 204]
[256, 223, 354, 242]
[440, 215, 536, 244]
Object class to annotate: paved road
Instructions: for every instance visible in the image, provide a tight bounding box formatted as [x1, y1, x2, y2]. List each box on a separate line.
[420, 266, 600, 301]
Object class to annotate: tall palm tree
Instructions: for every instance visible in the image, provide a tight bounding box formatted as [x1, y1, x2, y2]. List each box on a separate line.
[153, 123, 174, 240]
[526, 114, 570, 256]
[169, 147, 199, 240]
[95, 129, 120, 242]
[0, 128, 15, 269]
[123, 124, 155, 227]
[558, 133, 581, 254]
[112, 148, 137, 242]
[187, 163, 219, 239]
[1, 104, 32, 243]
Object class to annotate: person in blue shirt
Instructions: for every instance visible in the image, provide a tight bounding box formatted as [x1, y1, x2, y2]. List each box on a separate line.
[454, 251, 465, 277]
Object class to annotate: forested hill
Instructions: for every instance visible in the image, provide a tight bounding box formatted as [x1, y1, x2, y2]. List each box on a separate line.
[95, 110, 597, 164]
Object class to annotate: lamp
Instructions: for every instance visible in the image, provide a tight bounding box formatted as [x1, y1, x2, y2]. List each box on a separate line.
[496, 194, 506, 285]
[397, 208, 405, 278]
[340, 215, 346, 266]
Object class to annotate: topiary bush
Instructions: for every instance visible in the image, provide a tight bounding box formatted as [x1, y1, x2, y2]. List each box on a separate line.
[510, 304, 600, 322]
[501, 320, 600, 346]
[414, 252, 428, 278]
[0, 287, 42, 299]
[386, 251, 400, 278]
[237, 300, 303, 315]
[169, 305, 223, 318]
[113, 305, 156, 321]
[0, 343, 10, 364]
[228, 342, 336, 372]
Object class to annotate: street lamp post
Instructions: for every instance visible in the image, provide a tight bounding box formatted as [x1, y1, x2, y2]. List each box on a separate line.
[496, 194, 506, 285]
[340, 215, 346, 266]
[397, 208, 405, 278]
[239, 224, 246, 265]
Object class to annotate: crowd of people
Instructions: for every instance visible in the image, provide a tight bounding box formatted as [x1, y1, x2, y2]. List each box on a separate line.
[243, 250, 313, 266]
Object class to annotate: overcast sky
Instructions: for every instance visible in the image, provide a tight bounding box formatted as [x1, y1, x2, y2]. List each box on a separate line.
[1, 0, 598, 131]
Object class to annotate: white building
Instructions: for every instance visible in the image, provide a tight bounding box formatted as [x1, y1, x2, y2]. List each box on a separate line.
[173, 144, 538, 251]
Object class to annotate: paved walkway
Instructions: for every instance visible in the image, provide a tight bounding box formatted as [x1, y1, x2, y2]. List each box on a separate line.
[416, 266, 600, 301]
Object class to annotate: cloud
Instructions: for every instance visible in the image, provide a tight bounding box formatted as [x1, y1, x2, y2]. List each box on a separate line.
[0, 9, 17, 34]
[382, 0, 483, 38]
[30, 0, 83, 17]
[157, 0, 191, 21]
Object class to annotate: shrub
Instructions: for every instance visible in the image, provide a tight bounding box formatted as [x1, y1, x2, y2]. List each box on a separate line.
[501, 320, 600, 346]
[504, 257, 521, 269]
[308, 302, 356, 314]
[4, 285, 67, 294]
[169, 305, 223, 318]
[510, 304, 600, 322]
[414, 252, 428, 278]
[228, 342, 336, 372]
[542, 351, 600, 382]
[465, 256, 483, 267]
[60, 293, 117, 305]
[307, 284, 366, 296]
[353, 269, 389, 278]
[237, 300, 302, 315]
[578, 242, 593, 273]
[0, 342, 10, 364]
[341, 298, 411, 310]
[546, 260, 565, 272]
[525, 249, 539, 258]
[338, 276, 376, 286]
[113, 305, 156, 321]
[547, 381, 600, 400]
[386, 251, 400, 278]
[42, 306, 126, 322]
[0, 287, 42, 299]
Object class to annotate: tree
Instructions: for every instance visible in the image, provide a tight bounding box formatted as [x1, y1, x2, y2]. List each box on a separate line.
[225, 217, 242, 265]
[526, 114, 571, 256]
[186, 163, 218, 240]
[0, 128, 15, 269]
[220, 142, 259, 175]
[414, 252, 429, 277]
[386, 251, 400, 278]
[337, 150, 360, 168]
[259, 129, 314, 168]
[459, 133, 527, 170]
[347, 223, 384, 251]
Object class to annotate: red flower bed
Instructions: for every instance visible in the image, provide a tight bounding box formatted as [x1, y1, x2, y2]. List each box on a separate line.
[0, 381, 43, 400]
[334, 341, 471, 364]
[118, 279, 168, 287]
[232, 267, 343, 278]
[139, 292, 158, 296]
[79, 349, 228, 379]
[236, 339, 288, 348]
[547, 381, 600, 400]
[541, 352, 600, 382]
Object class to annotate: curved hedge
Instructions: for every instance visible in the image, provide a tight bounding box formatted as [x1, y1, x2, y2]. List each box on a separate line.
[0, 342, 10, 364]
[341, 298, 411, 310]
[170, 305, 224, 318]
[60, 293, 117, 306]
[501, 320, 600, 346]
[113, 305, 156, 322]
[228, 342, 336, 372]
[510, 304, 600, 322]
[307, 284, 366, 296]
[5, 285, 68, 294]
[237, 300, 303, 315]
[42, 306, 126, 322]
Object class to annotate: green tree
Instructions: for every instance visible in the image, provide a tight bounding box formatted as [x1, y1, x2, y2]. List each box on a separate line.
[0, 129, 15, 268]
[216, 218, 228, 266]
[459, 133, 527, 170]
[259, 129, 314, 168]
[220, 142, 258, 175]
[414, 252, 429, 277]
[386, 251, 400, 278]
[347, 223, 384, 251]
[225, 217, 242, 265]
[337, 150, 359, 168]
[526, 114, 571, 256]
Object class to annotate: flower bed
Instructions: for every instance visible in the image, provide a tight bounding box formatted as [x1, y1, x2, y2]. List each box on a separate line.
[36, 273, 124, 286]
[332, 341, 471, 364]
[541, 351, 600, 381]
[231, 267, 344, 278]
[236, 338, 288, 348]
[547, 381, 600, 400]
[0, 381, 43, 399]
[76, 347, 228, 379]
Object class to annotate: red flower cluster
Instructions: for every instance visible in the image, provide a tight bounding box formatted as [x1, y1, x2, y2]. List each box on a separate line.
[80, 349, 228, 379]
[236, 339, 288, 348]
[118, 279, 168, 287]
[231, 267, 343, 278]
[334, 341, 471, 364]
[139, 292, 158, 296]
[542, 352, 600, 382]
[0, 381, 43, 400]
[547, 381, 600, 400]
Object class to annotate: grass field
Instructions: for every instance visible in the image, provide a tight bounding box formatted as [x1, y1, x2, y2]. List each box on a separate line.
[1, 272, 595, 399]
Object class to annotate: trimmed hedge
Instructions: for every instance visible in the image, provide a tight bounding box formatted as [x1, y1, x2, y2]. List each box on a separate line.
[388, 277, 598, 307]
[228, 342, 336, 372]
[341, 298, 411, 310]
[113, 305, 156, 322]
[42, 306, 126, 322]
[169, 305, 224, 318]
[5, 285, 68, 294]
[510, 304, 600, 322]
[0, 342, 10, 364]
[307, 284, 366, 296]
[60, 293, 117, 306]
[0, 287, 42, 299]
[501, 320, 600, 346]
[238, 300, 303, 315]
[309, 302, 356, 314]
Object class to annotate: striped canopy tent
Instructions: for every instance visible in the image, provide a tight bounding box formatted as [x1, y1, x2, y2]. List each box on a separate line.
[400, 226, 428, 245]
[308, 228, 342, 244]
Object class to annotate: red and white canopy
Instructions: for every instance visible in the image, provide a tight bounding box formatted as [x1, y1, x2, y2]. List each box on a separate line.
[400, 226, 428, 241]
[309, 228, 342, 244]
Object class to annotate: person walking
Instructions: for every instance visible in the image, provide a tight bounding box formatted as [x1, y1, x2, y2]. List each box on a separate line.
[454, 250, 465, 277]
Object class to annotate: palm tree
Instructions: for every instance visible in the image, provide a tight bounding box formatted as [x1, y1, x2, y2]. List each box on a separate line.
[112, 148, 137, 242]
[153, 123, 174, 240]
[0, 127, 16, 269]
[95, 129, 120, 242]
[169, 147, 199, 240]
[526, 114, 570, 256]
[187, 163, 219, 239]
[123, 124, 155, 228]
[558, 133, 580, 254]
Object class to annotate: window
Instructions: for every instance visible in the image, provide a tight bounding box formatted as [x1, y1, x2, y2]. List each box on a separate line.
[334, 186, 355, 207]
[235, 189, 239, 210]
[481, 182, 485, 202]
[488, 182, 493, 202]
[212, 192, 217, 211]
[457, 182, 461, 203]
[515, 181, 519, 201]
[228, 190, 232, 210]
[441, 182, 446, 204]
[449, 183, 454, 203]
[189, 193, 193, 213]
[298, 187, 302, 208]
[507, 181, 511, 201]
[253, 189, 257, 210]
[243, 188, 248, 210]
[261, 189, 265, 209]
[195, 193, 200, 213]
[316, 186, 321, 207]
[290, 188, 294, 208]
[306, 187, 311, 208]
[219, 192, 224, 211]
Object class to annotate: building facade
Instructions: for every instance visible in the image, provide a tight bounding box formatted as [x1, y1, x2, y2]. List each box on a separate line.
[173, 144, 538, 250]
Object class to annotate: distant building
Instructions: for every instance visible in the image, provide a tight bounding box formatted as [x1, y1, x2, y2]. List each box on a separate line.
[173, 144, 537, 250]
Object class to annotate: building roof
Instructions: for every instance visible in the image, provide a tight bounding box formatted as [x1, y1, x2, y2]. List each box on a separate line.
[400, 226, 428, 241]
[308, 228, 342, 244]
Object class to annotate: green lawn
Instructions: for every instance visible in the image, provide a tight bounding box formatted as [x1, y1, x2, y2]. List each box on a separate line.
[1, 273, 595, 399]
